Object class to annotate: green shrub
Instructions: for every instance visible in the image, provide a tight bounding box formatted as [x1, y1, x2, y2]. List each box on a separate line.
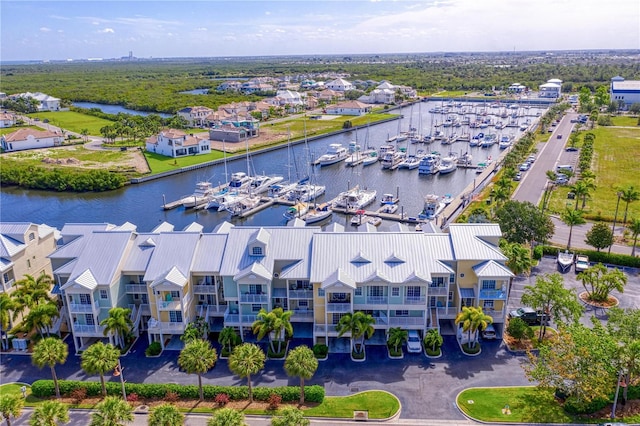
[145, 341, 162, 357]
[312, 344, 328, 358]
[533, 245, 544, 261]
[562, 396, 608, 414]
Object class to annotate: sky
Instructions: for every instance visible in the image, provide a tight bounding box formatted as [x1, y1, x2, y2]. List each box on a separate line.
[1, 0, 639, 62]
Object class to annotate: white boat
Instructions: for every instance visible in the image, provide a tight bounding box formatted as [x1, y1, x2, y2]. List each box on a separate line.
[519, 123, 529, 131]
[249, 174, 284, 194]
[283, 202, 309, 220]
[315, 143, 348, 166]
[438, 154, 458, 174]
[418, 153, 440, 175]
[418, 194, 445, 220]
[442, 194, 454, 205]
[379, 203, 398, 214]
[344, 151, 366, 167]
[361, 152, 378, 166]
[381, 151, 405, 169]
[288, 181, 326, 202]
[457, 152, 473, 167]
[181, 181, 216, 208]
[228, 172, 253, 191]
[333, 186, 377, 211]
[480, 134, 497, 148]
[206, 189, 239, 211]
[557, 250, 574, 272]
[226, 195, 261, 217]
[267, 182, 297, 199]
[397, 155, 420, 170]
[351, 211, 369, 226]
[300, 203, 333, 224]
[378, 144, 395, 160]
[380, 193, 399, 205]
[499, 135, 514, 149]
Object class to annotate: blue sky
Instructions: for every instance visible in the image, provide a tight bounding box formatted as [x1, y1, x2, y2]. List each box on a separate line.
[1, 0, 639, 61]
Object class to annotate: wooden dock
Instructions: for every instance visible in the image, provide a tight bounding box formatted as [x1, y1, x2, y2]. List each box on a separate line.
[162, 198, 184, 210]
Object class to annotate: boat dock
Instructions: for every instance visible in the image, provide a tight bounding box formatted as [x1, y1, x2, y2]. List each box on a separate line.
[162, 197, 184, 210]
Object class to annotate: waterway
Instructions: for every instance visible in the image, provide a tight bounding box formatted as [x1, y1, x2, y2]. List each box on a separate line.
[1, 101, 547, 232]
[72, 102, 172, 118]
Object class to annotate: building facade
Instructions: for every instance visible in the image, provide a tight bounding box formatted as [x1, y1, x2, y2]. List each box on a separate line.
[611, 76, 640, 107]
[1, 128, 65, 152]
[145, 129, 210, 158]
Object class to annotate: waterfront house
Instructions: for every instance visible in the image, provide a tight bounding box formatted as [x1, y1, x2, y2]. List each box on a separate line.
[145, 128, 210, 158]
[177, 106, 214, 127]
[11, 92, 61, 111]
[538, 79, 562, 98]
[1, 128, 64, 152]
[325, 101, 371, 116]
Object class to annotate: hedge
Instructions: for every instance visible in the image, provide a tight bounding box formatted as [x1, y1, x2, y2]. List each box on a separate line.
[31, 380, 324, 403]
[541, 245, 640, 268]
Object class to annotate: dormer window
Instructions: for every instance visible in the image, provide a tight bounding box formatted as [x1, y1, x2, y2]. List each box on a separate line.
[28, 232, 35, 241]
[252, 246, 263, 256]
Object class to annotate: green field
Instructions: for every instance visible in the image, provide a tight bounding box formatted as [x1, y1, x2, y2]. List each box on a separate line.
[610, 115, 640, 127]
[29, 111, 114, 135]
[547, 126, 640, 221]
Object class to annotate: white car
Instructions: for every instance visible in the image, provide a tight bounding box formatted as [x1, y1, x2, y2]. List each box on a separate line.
[406, 330, 422, 353]
[482, 324, 497, 340]
[519, 163, 530, 171]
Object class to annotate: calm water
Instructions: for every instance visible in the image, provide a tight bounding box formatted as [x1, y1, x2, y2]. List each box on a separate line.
[72, 102, 172, 118]
[1, 101, 546, 232]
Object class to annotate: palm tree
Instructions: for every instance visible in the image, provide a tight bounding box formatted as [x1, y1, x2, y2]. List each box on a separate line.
[81, 342, 120, 397]
[502, 242, 534, 277]
[284, 345, 318, 404]
[629, 218, 640, 257]
[270, 406, 309, 426]
[100, 307, 132, 349]
[218, 327, 240, 356]
[32, 337, 68, 398]
[580, 178, 596, 209]
[11, 273, 54, 321]
[386, 327, 408, 354]
[207, 408, 246, 426]
[228, 343, 265, 403]
[252, 307, 293, 354]
[24, 302, 59, 338]
[0, 293, 16, 351]
[423, 329, 443, 353]
[147, 403, 184, 426]
[561, 208, 585, 250]
[454, 306, 493, 349]
[29, 400, 69, 426]
[568, 180, 589, 210]
[177, 339, 217, 401]
[0, 394, 24, 426]
[620, 185, 640, 224]
[335, 311, 375, 356]
[89, 396, 133, 426]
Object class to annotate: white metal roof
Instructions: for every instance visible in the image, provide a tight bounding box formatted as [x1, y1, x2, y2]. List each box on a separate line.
[447, 224, 506, 261]
[122, 233, 157, 273]
[191, 234, 227, 273]
[61, 268, 99, 291]
[143, 232, 201, 282]
[612, 80, 640, 91]
[59, 223, 114, 245]
[472, 260, 514, 277]
[0, 222, 31, 244]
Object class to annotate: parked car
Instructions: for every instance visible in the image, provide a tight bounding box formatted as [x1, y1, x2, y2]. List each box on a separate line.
[526, 155, 536, 163]
[519, 163, 530, 171]
[406, 330, 422, 353]
[508, 307, 549, 326]
[481, 324, 497, 340]
[556, 164, 574, 173]
[513, 172, 522, 181]
[575, 255, 589, 273]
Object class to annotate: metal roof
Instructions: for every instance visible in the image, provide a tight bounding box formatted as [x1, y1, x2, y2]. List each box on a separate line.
[152, 221, 175, 233]
[447, 224, 506, 261]
[612, 80, 640, 91]
[59, 223, 114, 245]
[473, 260, 514, 277]
[143, 232, 201, 282]
[0, 234, 23, 258]
[61, 268, 98, 291]
[0, 222, 31, 244]
[191, 234, 228, 273]
[182, 222, 204, 233]
[122, 233, 157, 273]
[150, 266, 187, 288]
[65, 231, 133, 286]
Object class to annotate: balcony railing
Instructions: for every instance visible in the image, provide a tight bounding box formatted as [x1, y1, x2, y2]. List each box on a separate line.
[239, 293, 268, 303]
[292, 309, 313, 320]
[125, 284, 147, 293]
[193, 284, 218, 294]
[223, 312, 257, 324]
[479, 289, 507, 300]
[2, 279, 15, 290]
[68, 300, 99, 313]
[157, 293, 191, 311]
[485, 308, 506, 322]
[428, 286, 448, 296]
[326, 302, 352, 313]
[403, 296, 426, 305]
[72, 324, 106, 335]
[147, 321, 186, 333]
[388, 317, 425, 326]
[289, 289, 313, 299]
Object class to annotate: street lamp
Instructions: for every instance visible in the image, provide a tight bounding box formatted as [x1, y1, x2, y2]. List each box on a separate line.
[611, 369, 627, 419]
[609, 191, 623, 254]
[113, 358, 127, 400]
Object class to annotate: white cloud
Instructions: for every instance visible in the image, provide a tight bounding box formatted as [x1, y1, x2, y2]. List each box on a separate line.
[39, 27, 52, 32]
[98, 28, 115, 34]
[195, 27, 207, 32]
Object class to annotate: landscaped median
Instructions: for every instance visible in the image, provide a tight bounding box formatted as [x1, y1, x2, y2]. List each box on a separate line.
[11, 381, 400, 420]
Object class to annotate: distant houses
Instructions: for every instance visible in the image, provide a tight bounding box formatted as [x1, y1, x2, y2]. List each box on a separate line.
[610, 76, 640, 107]
[1, 128, 65, 152]
[0, 112, 16, 128]
[145, 129, 210, 157]
[177, 106, 214, 127]
[538, 79, 562, 99]
[11, 92, 61, 111]
[325, 101, 371, 116]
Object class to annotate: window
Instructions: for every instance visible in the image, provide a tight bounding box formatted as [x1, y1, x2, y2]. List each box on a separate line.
[483, 300, 494, 310]
[252, 304, 262, 312]
[170, 290, 180, 299]
[79, 294, 91, 305]
[407, 286, 421, 298]
[298, 300, 308, 307]
[395, 310, 408, 317]
[85, 314, 95, 325]
[27, 259, 31, 268]
[169, 311, 183, 323]
[448, 291, 454, 301]
[133, 294, 139, 300]
[252, 246, 263, 256]
[249, 284, 261, 294]
[392, 287, 399, 297]
[482, 280, 496, 290]
[355, 287, 362, 296]
[2, 273, 8, 283]
[318, 289, 325, 297]
[28, 232, 35, 241]
[141, 294, 148, 304]
[431, 277, 445, 287]
[368, 286, 384, 297]
[449, 274, 455, 284]
[99, 289, 108, 300]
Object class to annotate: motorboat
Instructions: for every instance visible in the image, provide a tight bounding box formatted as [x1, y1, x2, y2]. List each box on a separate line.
[442, 194, 454, 205]
[361, 151, 378, 166]
[379, 203, 398, 214]
[228, 172, 253, 191]
[333, 186, 377, 211]
[226, 195, 261, 217]
[351, 211, 369, 226]
[249, 174, 284, 194]
[480, 134, 497, 148]
[557, 250, 574, 272]
[438, 154, 458, 174]
[377, 144, 395, 160]
[381, 151, 405, 169]
[499, 135, 513, 149]
[380, 193, 399, 205]
[315, 143, 348, 166]
[288, 181, 326, 202]
[344, 151, 366, 167]
[267, 182, 297, 199]
[181, 181, 216, 208]
[283, 202, 309, 220]
[300, 203, 333, 224]
[457, 152, 473, 167]
[418, 194, 445, 220]
[418, 153, 440, 175]
[397, 155, 420, 170]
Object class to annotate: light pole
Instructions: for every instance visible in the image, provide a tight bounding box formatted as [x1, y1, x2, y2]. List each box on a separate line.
[610, 369, 626, 419]
[609, 191, 623, 254]
[113, 358, 127, 400]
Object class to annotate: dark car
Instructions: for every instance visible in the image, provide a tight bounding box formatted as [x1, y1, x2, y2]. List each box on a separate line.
[508, 307, 549, 326]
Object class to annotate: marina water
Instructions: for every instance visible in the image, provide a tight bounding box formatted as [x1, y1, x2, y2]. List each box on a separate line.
[1, 101, 546, 231]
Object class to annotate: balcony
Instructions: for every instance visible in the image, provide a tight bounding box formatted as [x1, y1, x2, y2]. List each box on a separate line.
[157, 294, 191, 311]
[68, 300, 99, 313]
[292, 309, 313, 321]
[428, 286, 448, 296]
[193, 284, 218, 294]
[126, 284, 147, 293]
[289, 289, 314, 299]
[326, 302, 352, 313]
[239, 293, 268, 304]
[71, 323, 106, 336]
[2, 279, 15, 291]
[223, 309, 257, 325]
[313, 323, 343, 337]
[485, 308, 506, 322]
[388, 316, 425, 326]
[147, 320, 186, 333]
[403, 296, 426, 305]
[479, 288, 507, 300]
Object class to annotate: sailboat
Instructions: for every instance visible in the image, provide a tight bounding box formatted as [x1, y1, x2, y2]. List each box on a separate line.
[360, 119, 378, 166]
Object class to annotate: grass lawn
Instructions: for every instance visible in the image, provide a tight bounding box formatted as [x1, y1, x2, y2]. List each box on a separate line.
[458, 387, 574, 423]
[535, 131, 552, 143]
[546, 126, 640, 221]
[430, 90, 469, 98]
[610, 115, 639, 127]
[0, 383, 43, 406]
[28, 111, 114, 135]
[4, 145, 128, 164]
[304, 391, 400, 419]
[144, 151, 226, 174]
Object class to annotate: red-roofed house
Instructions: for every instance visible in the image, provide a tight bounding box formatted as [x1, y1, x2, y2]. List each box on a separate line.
[0, 112, 16, 128]
[1, 128, 64, 152]
[145, 128, 211, 158]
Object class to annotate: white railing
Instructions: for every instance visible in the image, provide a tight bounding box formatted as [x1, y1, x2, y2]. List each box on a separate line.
[326, 303, 352, 313]
[292, 310, 313, 320]
[206, 305, 227, 317]
[125, 284, 147, 293]
[2, 279, 15, 290]
[157, 293, 191, 311]
[485, 309, 506, 322]
[139, 304, 151, 315]
[289, 289, 314, 299]
[147, 321, 185, 333]
[363, 296, 388, 305]
[68, 300, 99, 313]
[373, 316, 389, 325]
[403, 296, 426, 305]
[72, 324, 106, 335]
[388, 317, 425, 326]
[239, 294, 268, 303]
[428, 286, 448, 296]
[479, 288, 507, 300]
[193, 285, 218, 294]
